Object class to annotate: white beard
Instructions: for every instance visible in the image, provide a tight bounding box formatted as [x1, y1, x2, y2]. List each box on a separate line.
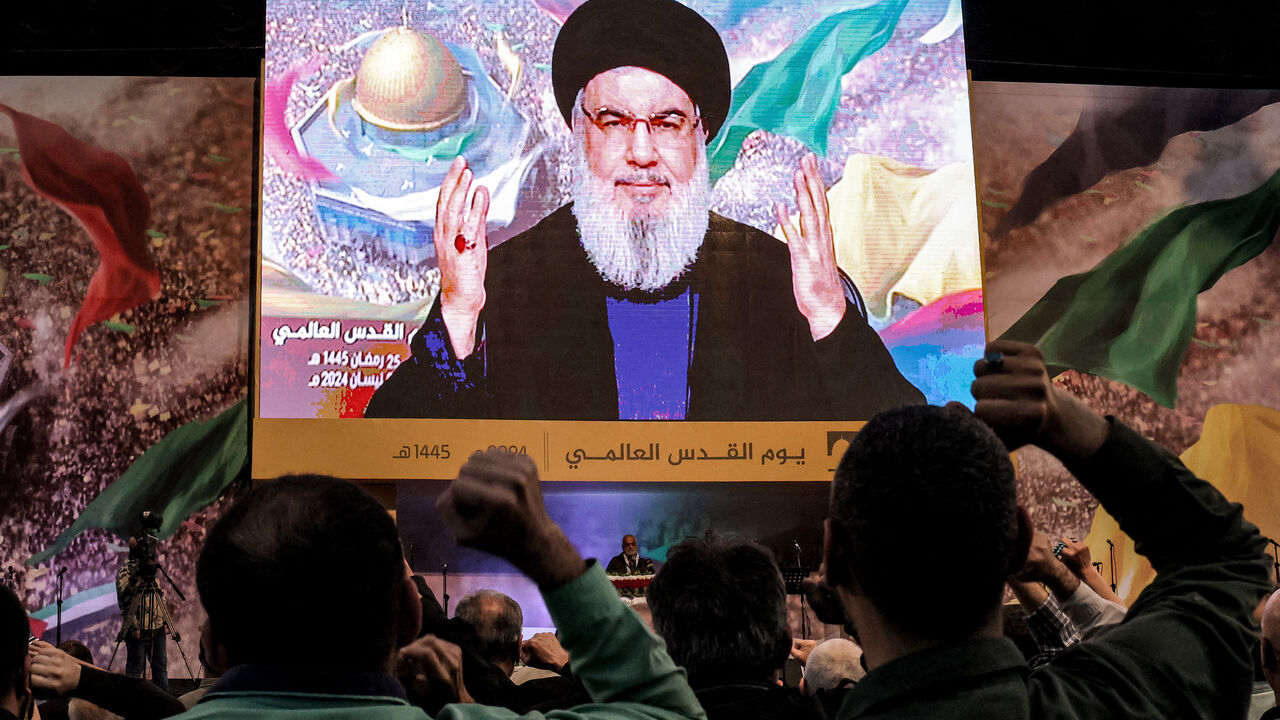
[570, 125, 711, 292]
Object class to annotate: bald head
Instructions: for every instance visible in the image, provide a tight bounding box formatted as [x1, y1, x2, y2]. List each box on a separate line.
[802, 638, 865, 695]
[455, 590, 523, 676]
[1263, 589, 1280, 638]
[1261, 588, 1280, 693]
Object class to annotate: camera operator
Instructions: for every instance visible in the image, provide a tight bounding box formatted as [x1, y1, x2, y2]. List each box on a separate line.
[115, 511, 168, 689]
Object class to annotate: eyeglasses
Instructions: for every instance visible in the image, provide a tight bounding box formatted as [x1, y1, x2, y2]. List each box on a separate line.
[580, 104, 701, 146]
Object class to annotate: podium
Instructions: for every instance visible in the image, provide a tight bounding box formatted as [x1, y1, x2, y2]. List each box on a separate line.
[608, 574, 653, 591]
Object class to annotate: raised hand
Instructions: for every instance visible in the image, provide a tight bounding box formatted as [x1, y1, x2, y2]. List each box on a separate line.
[799, 565, 849, 628]
[397, 635, 474, 705]
[790, 638, 818, 666]
[775, 153, 846, 341]
[521, 631, 571, 671]
[436, 450, 585, 589]
[28, 640, 84, 696]
[1056, 538, 1092, 576]
[434, 156, 491, 359]
[971, 340, 1109, 460]
[1013, 529, 1080, 597]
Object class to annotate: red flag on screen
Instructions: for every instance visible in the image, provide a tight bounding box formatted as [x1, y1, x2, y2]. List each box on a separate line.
[263, 54, 338, 183]
[0, 104, 160, 366]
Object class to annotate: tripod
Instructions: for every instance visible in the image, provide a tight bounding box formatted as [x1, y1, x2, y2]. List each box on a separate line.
[108, 564, 196, 685]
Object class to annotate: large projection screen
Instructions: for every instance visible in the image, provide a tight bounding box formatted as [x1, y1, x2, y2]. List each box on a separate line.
[255, 0, 985, 480]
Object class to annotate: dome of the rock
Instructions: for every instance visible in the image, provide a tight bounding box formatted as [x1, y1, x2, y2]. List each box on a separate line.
[352, 26, 466, 131]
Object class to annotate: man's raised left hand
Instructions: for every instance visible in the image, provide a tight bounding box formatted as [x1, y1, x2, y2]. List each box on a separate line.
[775, 153, 846, 341]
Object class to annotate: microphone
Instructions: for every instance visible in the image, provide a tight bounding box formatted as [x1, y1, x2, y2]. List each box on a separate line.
[56, 567, 66, 578]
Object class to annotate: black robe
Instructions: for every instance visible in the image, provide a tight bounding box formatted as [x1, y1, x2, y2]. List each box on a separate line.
[365, 204, 923, 420]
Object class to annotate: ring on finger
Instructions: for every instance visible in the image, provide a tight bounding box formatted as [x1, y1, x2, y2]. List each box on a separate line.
[984, 351, 1004, 371]
[454, 233, 475, 253]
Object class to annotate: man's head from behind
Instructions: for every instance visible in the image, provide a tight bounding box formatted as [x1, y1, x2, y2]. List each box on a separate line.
[801, 638, 865, 695]
[197, 475, 412, 673]
[57, 640, 92, 665]
[0, 584, 30, 715]
[828, 405, 1020, 643]
[1261, 587, 1280, 693]
[454, 590, 523, 677]
[646, 533, 790, 688]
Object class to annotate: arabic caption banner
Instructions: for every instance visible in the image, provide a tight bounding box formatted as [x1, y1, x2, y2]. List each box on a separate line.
[252, 419, 865, 481]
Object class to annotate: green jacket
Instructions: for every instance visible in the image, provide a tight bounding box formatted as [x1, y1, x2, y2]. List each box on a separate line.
[179, 563, 704, 720]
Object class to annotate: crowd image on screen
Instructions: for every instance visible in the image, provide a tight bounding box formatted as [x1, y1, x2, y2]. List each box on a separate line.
[5, 0, 1279, 719]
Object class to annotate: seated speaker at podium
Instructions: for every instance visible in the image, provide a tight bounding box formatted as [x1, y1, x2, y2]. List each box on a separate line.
[606, 534, 655, 600]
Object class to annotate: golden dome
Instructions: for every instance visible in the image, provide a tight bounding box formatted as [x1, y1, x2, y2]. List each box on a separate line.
[352, 26, 467, 131]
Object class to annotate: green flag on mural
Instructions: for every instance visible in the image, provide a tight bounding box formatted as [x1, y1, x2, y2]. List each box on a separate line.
[706, 0, 908, 183]
[1001, 169, 1280, 408]
[27, 399, 248, 566]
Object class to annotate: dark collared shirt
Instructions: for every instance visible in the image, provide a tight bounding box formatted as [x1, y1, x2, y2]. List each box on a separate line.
[206, 664, 409, 699]
[838, 638, 1028, 719]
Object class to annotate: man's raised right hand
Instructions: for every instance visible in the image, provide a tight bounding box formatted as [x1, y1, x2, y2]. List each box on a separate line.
[521, 631, 571, 672]
[434, 156, 490, 359]
[436, 450, 586, 589]
[28, 640, 84, 696]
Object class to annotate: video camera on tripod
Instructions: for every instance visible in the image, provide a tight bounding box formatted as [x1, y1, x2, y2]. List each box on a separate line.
[109, 510, 195, 684]
[129, 510, 164, 581]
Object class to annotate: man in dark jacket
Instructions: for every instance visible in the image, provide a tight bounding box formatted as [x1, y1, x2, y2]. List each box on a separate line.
[815, 340, 1272, 719]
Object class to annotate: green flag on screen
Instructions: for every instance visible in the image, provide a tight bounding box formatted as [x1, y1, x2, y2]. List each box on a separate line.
[1000, 169, 1280, 408]
[27, 399, 248, 566]
[707, 0, 908, 183]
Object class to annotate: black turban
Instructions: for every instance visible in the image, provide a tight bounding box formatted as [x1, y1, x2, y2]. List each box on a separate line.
[551, 0, 732, 143]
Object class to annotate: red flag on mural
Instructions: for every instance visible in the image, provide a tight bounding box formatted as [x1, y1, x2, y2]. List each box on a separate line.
[0, 104, 160, 366]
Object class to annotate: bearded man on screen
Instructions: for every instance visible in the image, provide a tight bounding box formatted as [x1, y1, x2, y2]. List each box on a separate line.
[365, 0, 923, 420]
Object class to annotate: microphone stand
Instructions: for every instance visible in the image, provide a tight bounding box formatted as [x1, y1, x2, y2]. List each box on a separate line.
[1106, 539, 1117, 593]
[794, 541, 809, 640]
[442, 563, 450, 617]
[56, 567, 66, 646]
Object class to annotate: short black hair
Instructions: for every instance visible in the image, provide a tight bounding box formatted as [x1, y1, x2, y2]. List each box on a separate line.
[57, 640, 93, 665]
[646, 533, 790, 687]
[831, 405, 1018, 640]
[0, 584, 27, 700]
[197, 475, 405, 671]
[454, 590, 523, 668]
